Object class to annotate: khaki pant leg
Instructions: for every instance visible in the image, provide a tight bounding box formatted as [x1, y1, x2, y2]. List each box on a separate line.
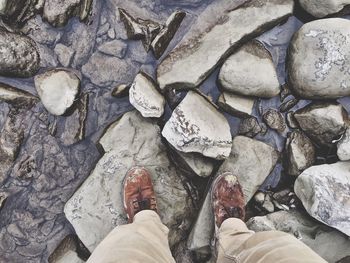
[87, 210, 175, 263]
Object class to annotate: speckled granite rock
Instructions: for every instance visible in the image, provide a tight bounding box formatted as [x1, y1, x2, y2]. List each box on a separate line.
[299, 0, 350, 18]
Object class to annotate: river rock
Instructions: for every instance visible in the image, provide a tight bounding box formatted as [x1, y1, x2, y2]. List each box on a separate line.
[64, 111, 194, 251]
[284, 131, 315, 177]
[157, 0, 294, 90]
[238, 117, 262, 138]
[176, 151, 214, 178]
[218, 41, 280, 98]
[294, 162, 350, 237]
[247, 210, 350, 263]
[187, 136, 279, 255]
[299, 0, 350, 18]
[0, 0, 38, 25]
[288, 18, 350, 99]
[97, 40, 127, 58]
[0, 82, 38, 108]
[262, 108, 286, 133]
[162, 91, 232, 160]
[337, 128, 350, 161]
[294, 102, 347, 146]
[34, 69, 80, 116]
[48, 236, 83, 263]
[129, 72, 165, 118]
[0, 29, 40, 78]
[54, 44, 75, 68]
[217, 92, 255, 118]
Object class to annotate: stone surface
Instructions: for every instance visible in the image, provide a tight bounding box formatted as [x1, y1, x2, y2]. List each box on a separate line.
[129, 72, 165, 118]
[0, 29, 40, 78]
[288, 18, 350, 99]
[218, 92, 255, 118]
[188, 136, 279, 254]
[294, 162, 350, 237]
[48, 236, 83, 263]
[162, 91, 232, 160]
[299, 0, 350, 18]
[157, 0, 294, 90]
[34, 69, 80, 116]
[176, 152, 214, 178]
[247, 210, 350, 263]
[64, 111, 194, 251]
[337, 128, 350, 161]
[111, 84, 129, 98]
[262, 108, 286, 133]
[0, 82, 38, 108]
[238, 117, 262, 138]
[0, 0, 38, 25]
[284, 131, 315, 177]
[219, 41, 280, 98]
[54, 44, 75, 68]
[294, 102, 347, 146]
[97, 40, 127, 58]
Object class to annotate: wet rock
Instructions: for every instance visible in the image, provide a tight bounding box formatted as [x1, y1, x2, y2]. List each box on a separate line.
[0, 29, 40, 78]
[219, 41, 280, 98]
[217, 92, 255, 118]
[97, 40, 127, 58]
[288, 18, 350, 99]
[157, 0, 294, 90]
[64, 111, 194, 251]
[176, 151, 214, 178]
[111, 84, 129, 98]
[337, 128, 350, 161]
[34, 69, 80, 116]
[162, 91, 232, 160]
[294, 162, 350, 237]
[151, 11, 186, 59]
[284, 131, 315, 177]
[247, 210, 350, 263]
[238, 117, 262, 138]
[299, 0, 350, 18]
[0, 82, 38, 108]
[129, 72, 165, 118]
[262, 108, 286, 133]
[54, 44, 75, 68]
[294, 102, 347, 146]
[188, 136, 279, 255]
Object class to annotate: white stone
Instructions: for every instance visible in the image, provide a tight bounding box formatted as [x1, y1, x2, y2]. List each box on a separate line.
[217, 92, 255, 117]
[129, 72, 165, 118]
[337, 128, 350, 161]
[162, 91, 232, 160]
[34, 69, 80, 116]
[299, 0, 350, 18]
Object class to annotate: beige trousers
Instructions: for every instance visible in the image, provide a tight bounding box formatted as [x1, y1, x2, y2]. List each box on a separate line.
[87, 210, 326, 263]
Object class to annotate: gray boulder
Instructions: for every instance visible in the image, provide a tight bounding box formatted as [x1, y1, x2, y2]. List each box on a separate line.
[64, 111, 194, 251]
[162, 91, 232, 160]
[337, 128, 350, 161]
[294, 162, 350, 237]
[299, 0, 350, 18]
[218, 41, 280, 98]
[247, 210, 350, 263]
[157, 0, 294, 90]
[288, 18, 350, 99]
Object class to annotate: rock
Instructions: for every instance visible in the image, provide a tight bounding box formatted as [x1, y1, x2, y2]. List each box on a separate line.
[188, 136, 279, 255]
[262, 108, 286, 133]
[337, 128, 350, 161]
[254, 192, 275, 213]
[111, 84, 129, 98]
[151, 11, 186, 59]
[64, 111, 194, 251]
[294, 102, 347, 146]
[299, 0, 350, 18]
[0, 82, 38, 108]
[0, 0, 38, 25]
[48, 236, 83, 263]
[286, 111, 298, 129]
[176, 152, 214, 178]
[294, 162, 350, 237]
[157, 0, 294, 90]
[218, 41, 280, 98]
[0, 29, 40, 78]
[34, 69, 80, 116]
[217, 92, 255, 118]
[162, 91, 232, 160]
[284, 131, 315, 177]
[129, 72, 165, 118]
[279, 98, 298, 112]
[37, 44, 59, 68]
[54, 44, 75, 68]
[247, 210, 350, 263]
[238, 117, 262, 138]
[288, 18, 350, 99]
[97, 40, 127, 58]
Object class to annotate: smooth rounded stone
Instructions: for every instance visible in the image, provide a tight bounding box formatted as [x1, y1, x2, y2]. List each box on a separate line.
[129, 72, 165, 118]
[337, 128, 350, 161]
[262, 108, 286, 133]
[294, 102, 347, 146]
[294, 162, 350, 237]
[54, 44, 75, 68]
[219, 41, 280, 98]
[284, 131, 315, 177]
[247, 210, 350, 263]
[0, 29, 40, 78]
[97, 40, 127, 58]
[162, 91, 232, 160]
[288, 18, 350, 99]
[238, 117, 262, 138]
[217, 92, 255, 118]
[34, 69, 80, 116]
[64, 111, 194, 251]
[299, 0, 350, 18]
[176, 151, 214, 178]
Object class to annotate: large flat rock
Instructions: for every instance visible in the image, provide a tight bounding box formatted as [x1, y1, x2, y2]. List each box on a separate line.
[157, 0, 294, 90]
[64, 111, 194, 251]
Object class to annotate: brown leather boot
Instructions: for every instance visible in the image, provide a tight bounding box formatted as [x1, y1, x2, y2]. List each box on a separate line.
[123, 167, 158, 223]
[211, 172, 246, 228]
